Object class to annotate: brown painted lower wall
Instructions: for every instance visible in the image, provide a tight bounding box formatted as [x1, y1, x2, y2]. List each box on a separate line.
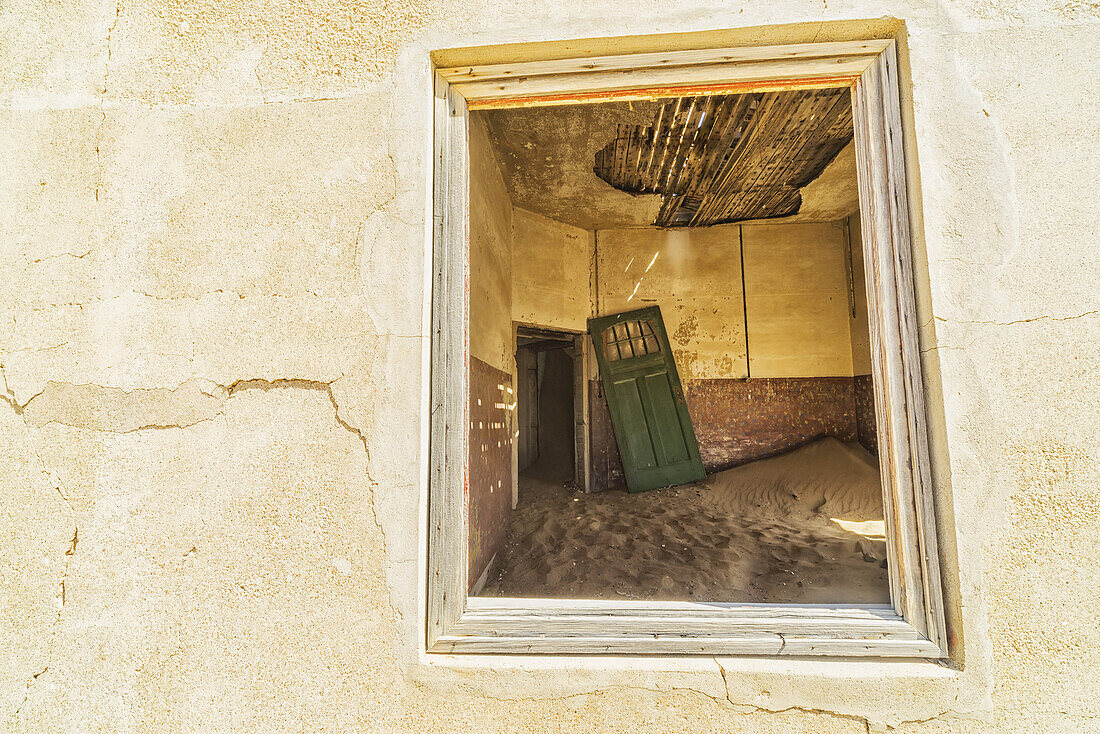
[468, 356, 513, 589]
[589, 376, 870, 491]
[853, 373, 878, 456]
[686, 377, 859, 472]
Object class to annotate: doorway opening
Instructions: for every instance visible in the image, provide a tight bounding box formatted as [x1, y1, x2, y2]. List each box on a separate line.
[515, 326, 578, 487]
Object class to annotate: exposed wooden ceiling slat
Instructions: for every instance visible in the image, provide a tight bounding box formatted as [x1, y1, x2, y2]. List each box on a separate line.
[593, 88, 854, 227]
[748, 91, 852, 219]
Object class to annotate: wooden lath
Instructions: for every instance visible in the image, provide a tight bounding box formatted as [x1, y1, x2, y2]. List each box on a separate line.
[593, 88, 854, 227]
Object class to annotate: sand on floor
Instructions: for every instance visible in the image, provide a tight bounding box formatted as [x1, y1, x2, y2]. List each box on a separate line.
[478, 437, 890, 603]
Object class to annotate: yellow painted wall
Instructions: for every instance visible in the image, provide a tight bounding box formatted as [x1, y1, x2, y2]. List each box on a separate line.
[469, 114, 513, 372]
[742, 222, 855, 377]
[596, 222, 856, 380]
[848, 210, 873, 376]
[595, 225, 747, 381]
[511, 206, 592, 332]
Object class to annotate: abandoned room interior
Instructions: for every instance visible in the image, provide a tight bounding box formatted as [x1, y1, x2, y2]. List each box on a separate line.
[467, 88, 890, 604]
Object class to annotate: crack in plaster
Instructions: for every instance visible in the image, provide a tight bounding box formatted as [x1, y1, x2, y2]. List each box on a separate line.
[467, 671, 966, 732]
[471, 682, 732, 710]
[94, 0, 120, 211]
[250, 94, 361, 106]
[94, 126, 103, 205]
[711, 656, 970, 731]
[1, 368, 79, 727]
[935, 309, 1099, 327]
[65, 416, 225, 434]
[3, 372, 402, 722]
[4, 284, 421, 314]
[31, 251, 91, 265]
[129, 288, 326, 302]
[920, 344, 968, 354]
[920, 309, 1100, 355]
[711, 658, 886, 730]
[221, 377, 370, 458]
[3, 342, 69, 354]
[103, 0, 121, 98]
[254, 67, 269, 104]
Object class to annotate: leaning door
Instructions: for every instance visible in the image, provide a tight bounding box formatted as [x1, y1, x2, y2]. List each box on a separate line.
[589, 306, 705, 492]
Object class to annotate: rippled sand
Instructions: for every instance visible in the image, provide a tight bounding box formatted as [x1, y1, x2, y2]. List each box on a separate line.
[478, 438, 889, 603]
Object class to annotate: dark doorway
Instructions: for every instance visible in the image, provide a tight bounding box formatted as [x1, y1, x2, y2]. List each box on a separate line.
[515, 327, 576, 485]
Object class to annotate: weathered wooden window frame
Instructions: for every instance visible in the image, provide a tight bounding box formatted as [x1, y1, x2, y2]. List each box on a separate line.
[428, 38, 948, 657]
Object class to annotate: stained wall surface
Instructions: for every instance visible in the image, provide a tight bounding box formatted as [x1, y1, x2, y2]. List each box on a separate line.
[590, 221, 867, 487]
[596, 225, 750, 381]
[468, 356, 513, 588]
[595, 222, 856, 380]
[2, 7, 1099, 734]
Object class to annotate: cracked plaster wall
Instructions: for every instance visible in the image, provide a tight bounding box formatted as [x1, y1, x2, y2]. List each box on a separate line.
[0, 0, 1098, 731]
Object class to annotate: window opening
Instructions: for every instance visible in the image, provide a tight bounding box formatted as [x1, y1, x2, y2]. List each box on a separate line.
[429, 38, 948, 657]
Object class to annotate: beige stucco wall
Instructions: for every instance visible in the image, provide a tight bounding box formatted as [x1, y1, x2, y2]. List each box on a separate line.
[596, 222, 855, 380]
[2, 6, 1099, 734]
[511, 206, 593, 333]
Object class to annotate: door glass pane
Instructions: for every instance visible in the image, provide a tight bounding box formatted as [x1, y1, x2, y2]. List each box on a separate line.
[603, 320, 661, 362]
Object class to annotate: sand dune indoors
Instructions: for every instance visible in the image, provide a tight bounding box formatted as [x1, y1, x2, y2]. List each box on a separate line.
[479, 438, 889, 603]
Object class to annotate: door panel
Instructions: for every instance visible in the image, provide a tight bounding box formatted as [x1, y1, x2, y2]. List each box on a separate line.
[589, 306, 705, 492]
[611, 377, 658, 470]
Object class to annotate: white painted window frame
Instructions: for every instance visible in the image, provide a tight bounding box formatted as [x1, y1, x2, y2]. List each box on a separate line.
[427, 38, 948, 657]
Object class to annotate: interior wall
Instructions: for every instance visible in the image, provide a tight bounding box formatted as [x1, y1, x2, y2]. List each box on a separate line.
[595, 224, 749, 381]
[510, 203, 593, 496]
[848, 210, 878, 454]
[590, 221, 866, 489]
[467, 113, 514, 588]
[511, 207, 594, 332]
[470, 114, 514, 374]
[742, 222, 854, 377]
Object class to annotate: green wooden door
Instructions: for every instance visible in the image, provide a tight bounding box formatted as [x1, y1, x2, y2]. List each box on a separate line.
[589, 306, 705, 492]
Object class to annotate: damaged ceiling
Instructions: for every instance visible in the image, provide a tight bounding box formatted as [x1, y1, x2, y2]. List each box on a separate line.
[594, 89, 854, 227]
[483, 88, 859, 230]
[484, 101, 663, 229]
